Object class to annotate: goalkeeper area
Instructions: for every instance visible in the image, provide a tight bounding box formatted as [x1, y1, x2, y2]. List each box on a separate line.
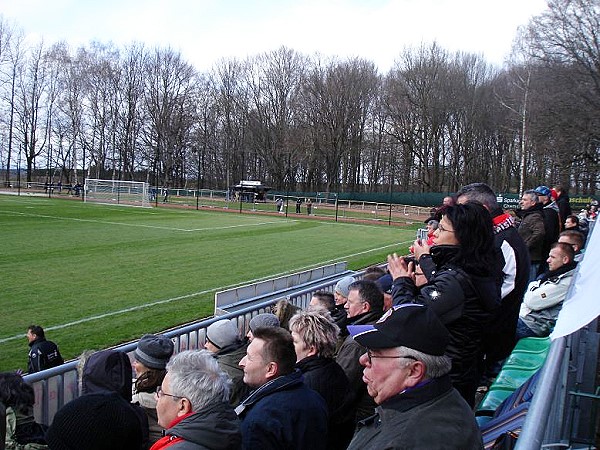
[85, 178, 150, 207]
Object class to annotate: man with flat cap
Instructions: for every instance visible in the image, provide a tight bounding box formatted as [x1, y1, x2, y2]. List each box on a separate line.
[346, 304, 483, 450]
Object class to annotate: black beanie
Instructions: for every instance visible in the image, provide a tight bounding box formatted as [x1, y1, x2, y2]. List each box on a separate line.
[46, 392, 143, 450]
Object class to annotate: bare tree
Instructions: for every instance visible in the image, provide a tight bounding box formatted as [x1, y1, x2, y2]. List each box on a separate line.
[209, 58, 250, 190]
[142, 47, 197, 187]
[246, 46, 306, 190]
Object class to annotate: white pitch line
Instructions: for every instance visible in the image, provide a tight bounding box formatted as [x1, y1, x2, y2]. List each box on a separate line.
[0, 239, 413, 344]
[0, 210, 293, 232]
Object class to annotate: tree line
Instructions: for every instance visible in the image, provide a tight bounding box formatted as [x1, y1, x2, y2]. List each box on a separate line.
[0, 0, 598, 195]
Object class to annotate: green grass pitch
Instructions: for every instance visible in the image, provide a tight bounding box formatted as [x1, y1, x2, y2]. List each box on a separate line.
[0, 194, 419, 372]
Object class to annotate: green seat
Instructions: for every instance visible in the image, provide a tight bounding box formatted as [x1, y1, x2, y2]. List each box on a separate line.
[492, 368, 538, 391]
[503, 351, 548, 370]
[512, 336, 551, 353]
[476, 388, 514, 414]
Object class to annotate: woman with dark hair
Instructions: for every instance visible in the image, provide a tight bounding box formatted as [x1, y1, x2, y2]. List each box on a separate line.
[0, 372, 48, 448]
[388, 202, 501, 407]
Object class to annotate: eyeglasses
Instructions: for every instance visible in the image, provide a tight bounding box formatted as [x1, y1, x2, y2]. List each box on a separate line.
[366, 349, 418, 365]
[156, 386, 183, 399]
[438, 223, 455, 233]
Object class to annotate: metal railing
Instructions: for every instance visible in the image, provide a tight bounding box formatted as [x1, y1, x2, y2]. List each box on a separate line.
[23, 274, 344, 425]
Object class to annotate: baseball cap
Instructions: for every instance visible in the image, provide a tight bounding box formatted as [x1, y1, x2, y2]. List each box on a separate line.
[534, 185, 551, 197]
[348, 304, 449, 356]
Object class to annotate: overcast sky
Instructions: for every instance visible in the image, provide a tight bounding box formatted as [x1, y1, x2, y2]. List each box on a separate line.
[0, 0, 548, 72]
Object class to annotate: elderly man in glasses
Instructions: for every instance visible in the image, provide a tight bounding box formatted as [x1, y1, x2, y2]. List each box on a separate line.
[346, 304, 482, 450]
[153, 350, 241, 450]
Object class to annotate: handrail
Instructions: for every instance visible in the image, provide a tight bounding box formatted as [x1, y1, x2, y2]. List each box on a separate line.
[514, 337, 567, 450]
[22, 271, 351, 424]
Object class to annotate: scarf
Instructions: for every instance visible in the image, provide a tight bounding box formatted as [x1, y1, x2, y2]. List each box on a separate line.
[492, 212, 516, 234]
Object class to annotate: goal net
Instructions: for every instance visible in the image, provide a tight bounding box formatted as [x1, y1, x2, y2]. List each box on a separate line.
[84, 179, 150, 207]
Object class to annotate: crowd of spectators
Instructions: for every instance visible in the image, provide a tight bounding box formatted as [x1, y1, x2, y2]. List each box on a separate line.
[4, 181, 593, 449]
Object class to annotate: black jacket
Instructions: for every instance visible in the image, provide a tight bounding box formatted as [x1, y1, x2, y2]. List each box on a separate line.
[335, 310, 383, 422]
[391, 245, 500, 404]
[28, 337, 63, 373]
[483, 212, 531, 361]
[541, 203, 561, 255]
[556, 193, 572, 221]
[296, 356, 355, 450]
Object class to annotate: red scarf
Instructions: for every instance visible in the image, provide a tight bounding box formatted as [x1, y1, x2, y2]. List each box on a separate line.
[149, 412, 194, 450]
[492, 212, 515, 234]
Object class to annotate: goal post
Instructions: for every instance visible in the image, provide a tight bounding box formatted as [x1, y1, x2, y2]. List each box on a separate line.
[84, 179, 150, 207]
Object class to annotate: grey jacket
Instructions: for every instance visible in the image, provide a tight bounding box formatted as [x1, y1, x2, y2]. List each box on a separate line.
[347, 376, 483, 450]
[519, 267, 576, 336]
[158, 400, 241, 450]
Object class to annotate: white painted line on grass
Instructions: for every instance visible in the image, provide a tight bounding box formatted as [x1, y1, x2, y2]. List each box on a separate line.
[0, 239, 413, 344]
[0, 210, 293, 232]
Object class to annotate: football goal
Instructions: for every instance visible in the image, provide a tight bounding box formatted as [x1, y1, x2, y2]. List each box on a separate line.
[84, 179, 150, 207]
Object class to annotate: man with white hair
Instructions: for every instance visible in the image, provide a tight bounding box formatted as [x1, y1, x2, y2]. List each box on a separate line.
[152, 350, 241, 450]
[346, 304, 482, 450]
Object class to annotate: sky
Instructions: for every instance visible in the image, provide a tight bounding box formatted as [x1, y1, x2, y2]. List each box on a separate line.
[0, 0, 548, 72]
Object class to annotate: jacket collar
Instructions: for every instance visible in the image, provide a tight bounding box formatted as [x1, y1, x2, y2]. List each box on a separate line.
[516, 202, 544, 217]
[347, 309, 384, 326]
[235, 370, 303, 414]
[295, 355, 332, 372]
[538, 261, 578, 283]
[430, 244, 460, 266]
[356, 375, 453, 428]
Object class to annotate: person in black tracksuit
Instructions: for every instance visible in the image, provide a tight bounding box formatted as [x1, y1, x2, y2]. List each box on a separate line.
[27, 325, 64, 373]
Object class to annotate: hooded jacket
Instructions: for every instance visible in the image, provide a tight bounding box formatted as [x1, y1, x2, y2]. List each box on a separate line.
[81, 350, 149, 448]
[149, 400, 241, 450]
[81, 350, 133, 401]
[391, 245, 500, 405]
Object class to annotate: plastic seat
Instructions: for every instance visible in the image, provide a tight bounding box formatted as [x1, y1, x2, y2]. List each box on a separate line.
[512, 336, 551, 353]
[477, 388, 514, 415]
[491, 368, 538, 391]
[503, 351, 548, 369]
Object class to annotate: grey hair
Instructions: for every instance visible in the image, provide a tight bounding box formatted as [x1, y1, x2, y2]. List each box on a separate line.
[455, 182, 498, 210]
[166, 350, 231, 410]
[523, 190, 539, 204]
[398, 346, 452, 379]
[288, 310, 340, 359]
